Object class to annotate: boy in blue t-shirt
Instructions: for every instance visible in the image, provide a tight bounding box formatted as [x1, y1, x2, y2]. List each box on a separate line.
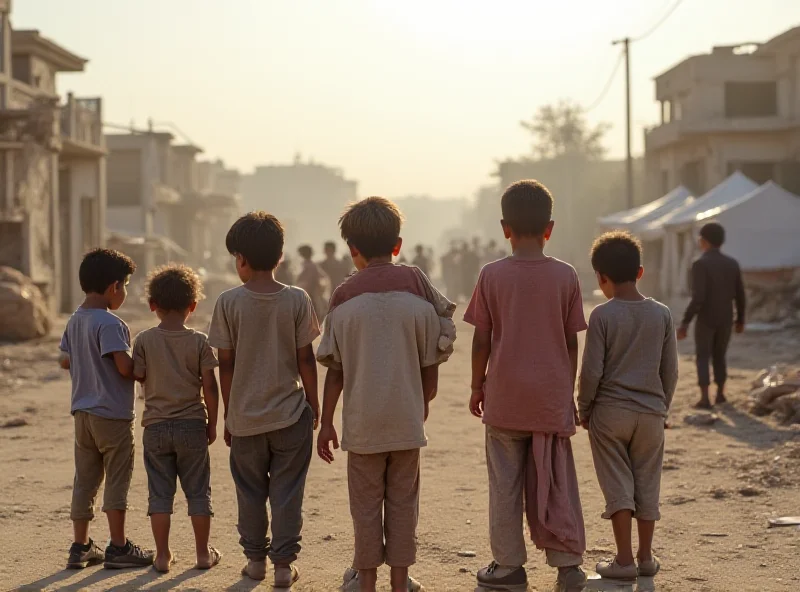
[59, 249, 154, 570]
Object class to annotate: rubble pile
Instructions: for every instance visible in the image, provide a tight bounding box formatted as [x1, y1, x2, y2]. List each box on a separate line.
[0, 267, 51, 342]
[749, 365, 800, 423]
[743, 269, 800, 324]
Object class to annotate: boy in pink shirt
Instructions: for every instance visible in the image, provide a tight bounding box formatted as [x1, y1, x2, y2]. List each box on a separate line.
[465, 180, 587, 591]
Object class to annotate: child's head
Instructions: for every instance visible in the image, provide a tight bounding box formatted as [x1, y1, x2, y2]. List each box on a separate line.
[500, 180, 555, 243]
[145, 264, 203, 320]
[339, 196, 404, 269]
[225, 211, 284, 282]
[324, 241, 337, 257]
[79, 248, 136, 310]
[590, 231, 644, 298]
[298, 245, 314, 261]
[415, 244, 424, 255]
[698, 221, 725, 251]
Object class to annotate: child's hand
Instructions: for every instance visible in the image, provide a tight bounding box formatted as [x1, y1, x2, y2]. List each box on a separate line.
[424, 401, 430, 422]
[580, 418, 590, 431]
[469, 388, 484, 418]
[317, 424, 339, 464]
[676, 325, 688, 340]
[224, 426, 232, 447]
[207, 423, 217, 446]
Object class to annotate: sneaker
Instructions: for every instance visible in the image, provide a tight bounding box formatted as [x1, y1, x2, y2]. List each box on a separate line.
[637, 556, 661, 577]
[242, 559, 267, 581]
[340, 568, 359, 592]
[66, 539, 105, 569]
[103, 539, 154, 569]
[407, 576, 426, 591]
[595, 559, 637, 580]
[274, 564, 300, 587]
[476, 561, 528, 591]
[557, 566, 587, 590]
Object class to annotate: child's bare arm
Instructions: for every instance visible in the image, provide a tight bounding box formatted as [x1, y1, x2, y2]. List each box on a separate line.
[217, 348, 235, 446]
[202, 368, 220, 444]
[317, 368, 343, 463]
[469, 328, 492, 417]
[566, 332, 579, 389]
[110, 351, 134, 378]
[421, 364, 439, 421]
[296, 344, 320, 429]
[58, 352, 70, 370]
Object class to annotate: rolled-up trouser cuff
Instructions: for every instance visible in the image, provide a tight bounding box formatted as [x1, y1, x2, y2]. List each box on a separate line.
[187, 498, 214, 517]
[601, 498, 636, 520]
[70, 510, 95, 521]
[634, 506, 661, 521]
[546, 549, 583, 567]
[147, 497, 174, 516]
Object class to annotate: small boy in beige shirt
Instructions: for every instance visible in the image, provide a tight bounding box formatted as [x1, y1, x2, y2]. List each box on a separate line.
[317, 197, 450, 592]
[578, 232, 679, 581]
[133, 264, 221, 573]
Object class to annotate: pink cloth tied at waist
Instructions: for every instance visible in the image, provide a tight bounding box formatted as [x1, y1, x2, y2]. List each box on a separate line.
[525, 434, 586, 557]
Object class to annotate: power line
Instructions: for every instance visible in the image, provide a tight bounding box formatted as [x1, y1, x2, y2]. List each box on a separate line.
[633, 0, 687, 42]
[585, 50, 625, 112]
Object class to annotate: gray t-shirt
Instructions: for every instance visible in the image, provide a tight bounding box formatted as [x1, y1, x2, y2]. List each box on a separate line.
[208, 285, 320, 437]
[578, 298, 679, 419]
[60, 307, 135, 420]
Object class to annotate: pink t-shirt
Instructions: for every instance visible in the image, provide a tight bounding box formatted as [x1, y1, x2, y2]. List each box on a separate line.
[464, 256, 587, 436]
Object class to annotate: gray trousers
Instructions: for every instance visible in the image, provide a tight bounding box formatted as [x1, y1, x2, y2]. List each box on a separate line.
[695, 322, 732, 388]
[229, 406, 313, 564]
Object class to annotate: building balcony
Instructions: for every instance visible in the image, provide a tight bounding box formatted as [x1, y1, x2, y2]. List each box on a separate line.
[60, 93, 106, 158]
[645, 116, 800, 153]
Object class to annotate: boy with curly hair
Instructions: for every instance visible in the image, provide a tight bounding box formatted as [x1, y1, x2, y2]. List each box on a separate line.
[132, 264, 221, 573]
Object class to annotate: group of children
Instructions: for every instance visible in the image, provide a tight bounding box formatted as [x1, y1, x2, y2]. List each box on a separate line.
[60, 179, 682, 591]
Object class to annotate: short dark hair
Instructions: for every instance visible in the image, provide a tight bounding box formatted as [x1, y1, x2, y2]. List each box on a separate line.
[79, 248, 136, 294]
[225, 211, 284, 271]
[146, 264, 203, 312]
[324, 241, 336, 252]
[700, 222, 725, 247]
[501, 180, 554, 236]
[590, 231, 642, 284]
[339, 197, 404, 259]
[298, 245, 313, 259]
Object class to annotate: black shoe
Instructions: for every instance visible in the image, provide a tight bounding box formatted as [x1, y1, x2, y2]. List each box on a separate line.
[476, 561, 528, 591]
[66, 539, 105, 569]
[103, 539, 154, 569]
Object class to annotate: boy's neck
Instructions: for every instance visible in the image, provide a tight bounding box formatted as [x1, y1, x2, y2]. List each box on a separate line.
[157, 310, 189, 331]
[245, 270, 284, 293]
[510, 235, 546, 261]
[360, 255, 393, 270]
[611, 282, 646, 301]
[81, 294, 111, 310]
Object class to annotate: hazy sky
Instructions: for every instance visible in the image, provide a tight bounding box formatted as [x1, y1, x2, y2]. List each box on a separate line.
[15, 0, 800, 197]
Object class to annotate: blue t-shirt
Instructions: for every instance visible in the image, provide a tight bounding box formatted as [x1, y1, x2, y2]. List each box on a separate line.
[60, 307, 135, 420]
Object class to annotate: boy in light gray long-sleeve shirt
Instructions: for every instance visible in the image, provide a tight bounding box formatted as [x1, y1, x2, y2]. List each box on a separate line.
[578, 232, 678, 582]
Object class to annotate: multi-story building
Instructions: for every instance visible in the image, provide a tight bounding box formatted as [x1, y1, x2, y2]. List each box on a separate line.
[241, 156, 358, 252]
[644, 26, 800, 199]
[0, 0, 106, 313]
[106, 130, 240, 284]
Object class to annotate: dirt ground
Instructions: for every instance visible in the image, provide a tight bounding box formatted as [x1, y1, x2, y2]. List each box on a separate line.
[1, 300, 800, 592]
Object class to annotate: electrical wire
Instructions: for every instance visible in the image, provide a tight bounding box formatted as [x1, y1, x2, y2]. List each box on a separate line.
[584, 50, 625, 112]
[633, 0, 687, 42]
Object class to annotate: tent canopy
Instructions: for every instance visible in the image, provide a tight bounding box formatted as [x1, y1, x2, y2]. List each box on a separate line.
[696, 181, 800, 270]
[661, 171, 759, 231]
[597, 185, 693, 234]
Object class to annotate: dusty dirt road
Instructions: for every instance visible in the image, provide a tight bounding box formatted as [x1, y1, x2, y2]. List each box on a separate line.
[1, 304, 799, 591]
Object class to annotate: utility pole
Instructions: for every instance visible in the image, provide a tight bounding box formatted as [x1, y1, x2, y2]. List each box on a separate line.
[613, 37, 633, 209]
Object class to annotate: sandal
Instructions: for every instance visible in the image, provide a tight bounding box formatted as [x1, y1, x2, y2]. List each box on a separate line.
[195, 546, 222, 570]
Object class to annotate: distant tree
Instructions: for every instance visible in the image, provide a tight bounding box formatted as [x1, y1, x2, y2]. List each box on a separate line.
[521, 100, 610, 161]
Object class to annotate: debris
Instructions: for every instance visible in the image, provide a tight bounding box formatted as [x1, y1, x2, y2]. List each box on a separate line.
[0, 267, 52, 342]
[457, 550, 476, 558]
[459, 568, 470, 573]
[768, 516, 800, 528]
[700, 533, 728, 537]
[323, 534, 335, 541]
[683, 413, 718, 426]
[738, 486, 765, 497]
[1, 418, 28, 428]
[710, 488, 728, 499]
[667, 495, 696, 506]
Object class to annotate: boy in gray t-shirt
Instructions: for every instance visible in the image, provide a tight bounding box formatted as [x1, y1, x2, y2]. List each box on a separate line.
[59, 249, 154, 570]
[578, 232, 678, 583]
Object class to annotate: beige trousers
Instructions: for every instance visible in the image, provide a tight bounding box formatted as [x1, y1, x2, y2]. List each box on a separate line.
[588, 405, 664, 521]
[348, 448, 420, 569]
[71, 411, 135, 521]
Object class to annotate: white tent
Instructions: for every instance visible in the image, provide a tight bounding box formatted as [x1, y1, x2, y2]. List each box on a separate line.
[597, 186, 693, 234]
[694, 181, 800, 270]
[657, 172, 760, 297]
